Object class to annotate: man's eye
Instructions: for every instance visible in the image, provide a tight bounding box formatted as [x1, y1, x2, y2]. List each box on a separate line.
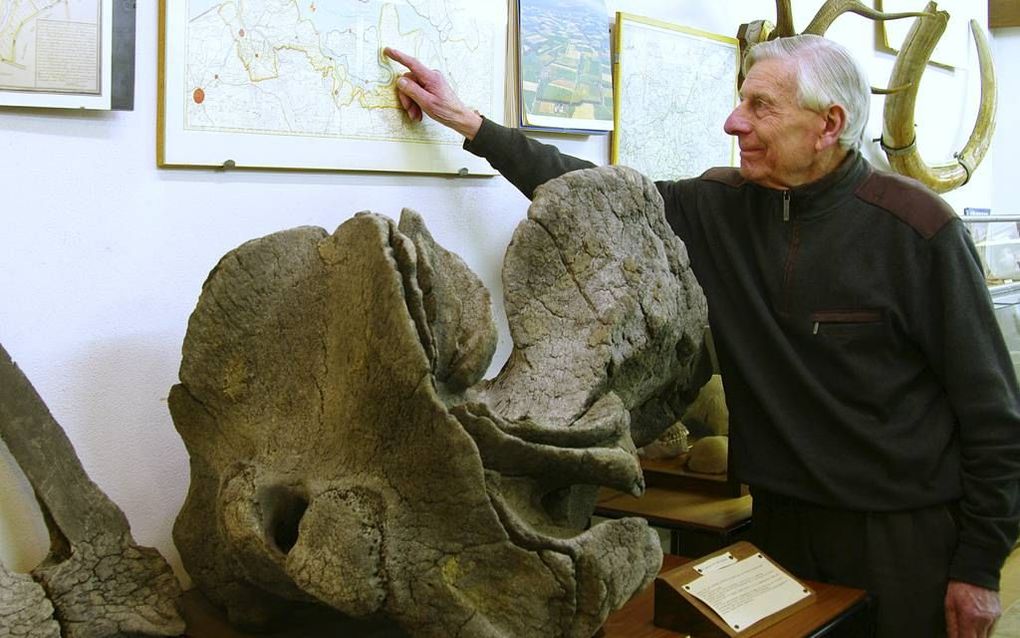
[751, 98, 772, 115]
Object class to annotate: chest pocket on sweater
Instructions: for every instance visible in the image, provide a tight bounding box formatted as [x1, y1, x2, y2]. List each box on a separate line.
[809, 309, 885, 341]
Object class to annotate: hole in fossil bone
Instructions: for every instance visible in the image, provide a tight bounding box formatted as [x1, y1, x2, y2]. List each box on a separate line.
[675, 333, 696, 360]
[540, 487, 574, 526]
[38, 501, 72, 564]
[260, 485, 309, 555]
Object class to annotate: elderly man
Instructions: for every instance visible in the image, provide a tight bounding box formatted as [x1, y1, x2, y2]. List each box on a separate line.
[384, 34, 1020, 638]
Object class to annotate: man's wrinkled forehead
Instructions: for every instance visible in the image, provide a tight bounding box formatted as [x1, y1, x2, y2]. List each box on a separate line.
[741, 57, 799, 103]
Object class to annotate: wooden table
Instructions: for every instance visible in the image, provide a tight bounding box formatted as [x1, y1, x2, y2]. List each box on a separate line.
[595, 487, 753, 556]
[600, 555, 870, 637]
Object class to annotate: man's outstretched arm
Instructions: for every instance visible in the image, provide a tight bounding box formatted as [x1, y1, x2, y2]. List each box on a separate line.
[384, 47, 483, 140]
[384, 47, 596, 198]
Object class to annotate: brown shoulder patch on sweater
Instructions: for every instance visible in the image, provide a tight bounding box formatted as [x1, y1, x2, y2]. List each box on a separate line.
[700, 167, 745, 187]
[855, 171, 955, 239]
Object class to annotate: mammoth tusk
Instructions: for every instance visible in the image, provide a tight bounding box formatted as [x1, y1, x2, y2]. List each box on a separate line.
[881, 5, 997, 193]
[954, 20, 996, 184]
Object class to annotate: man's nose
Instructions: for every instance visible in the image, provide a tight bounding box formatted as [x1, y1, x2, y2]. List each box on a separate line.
[723, 105, 748, 136]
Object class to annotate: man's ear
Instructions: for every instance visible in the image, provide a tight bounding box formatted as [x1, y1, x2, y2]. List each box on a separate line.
[816, 104, 847, 151]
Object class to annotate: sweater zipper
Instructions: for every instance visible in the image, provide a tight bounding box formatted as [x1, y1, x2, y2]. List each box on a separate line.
[781, 189, 798, 314]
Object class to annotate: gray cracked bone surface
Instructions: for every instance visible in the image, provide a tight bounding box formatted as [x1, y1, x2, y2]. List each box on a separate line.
[170, 166, 709, 636]
[484, 165, 709, 445]
[0, 344, 184, 638]
[0, 562, 60, 638]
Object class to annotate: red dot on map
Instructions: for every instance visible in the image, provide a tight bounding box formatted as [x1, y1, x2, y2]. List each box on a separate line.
[193, 88, 205, 104]
[239, 28, 245, 37]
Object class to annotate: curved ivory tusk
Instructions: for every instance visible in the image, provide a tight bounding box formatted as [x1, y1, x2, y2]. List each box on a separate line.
[881, 6, 997, 193]
[803, 0, 930, 35]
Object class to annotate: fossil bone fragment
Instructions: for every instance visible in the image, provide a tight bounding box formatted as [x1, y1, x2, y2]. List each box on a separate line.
[0, 562, 60, 638]
[170, 166, 710, 636]
[0, 344, 184, 638]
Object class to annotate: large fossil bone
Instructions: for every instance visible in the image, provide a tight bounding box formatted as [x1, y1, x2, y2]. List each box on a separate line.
[0, 562, 60, 638]
[0, 344, 184, 638]
[171, 166, 709, 636]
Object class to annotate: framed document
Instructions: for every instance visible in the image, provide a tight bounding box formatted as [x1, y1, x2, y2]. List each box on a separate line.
[0, 0, 134, 110]
[158, 0, 506, 174]
[611, 13, 738, 181]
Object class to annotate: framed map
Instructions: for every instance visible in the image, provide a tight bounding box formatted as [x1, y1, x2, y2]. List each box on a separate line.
[158, 0, 506, 174]
[611, 14, 738, 181]
[0, 0, 133, 110]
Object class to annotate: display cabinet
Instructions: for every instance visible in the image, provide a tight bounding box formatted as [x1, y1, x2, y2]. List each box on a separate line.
[961, 214, 1020, 383]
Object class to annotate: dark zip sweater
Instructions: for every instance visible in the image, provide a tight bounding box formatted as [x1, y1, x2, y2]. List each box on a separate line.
[465, 117, 1020, 589]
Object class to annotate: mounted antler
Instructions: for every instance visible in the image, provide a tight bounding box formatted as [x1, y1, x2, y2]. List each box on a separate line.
[881, 6, 997, 192]
[738, 0, 930, 83]
[772, 0, 928, 37]
[744, 0, 996, 193]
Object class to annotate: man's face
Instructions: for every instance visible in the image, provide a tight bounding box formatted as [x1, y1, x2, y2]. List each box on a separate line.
[723, 57, 830, 189]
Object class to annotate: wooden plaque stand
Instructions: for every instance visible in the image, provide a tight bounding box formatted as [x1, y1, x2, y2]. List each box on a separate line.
[653, 541, 815, 637]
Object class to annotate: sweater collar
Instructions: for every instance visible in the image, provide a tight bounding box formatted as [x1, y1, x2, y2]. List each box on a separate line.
[773, 151, 871, 217]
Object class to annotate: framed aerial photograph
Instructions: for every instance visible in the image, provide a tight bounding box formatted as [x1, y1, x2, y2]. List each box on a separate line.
[514, 0, 614, 133]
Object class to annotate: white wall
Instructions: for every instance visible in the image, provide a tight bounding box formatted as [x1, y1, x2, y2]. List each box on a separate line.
[0, 1, 999, 586]
[991, 27, 1020, 216]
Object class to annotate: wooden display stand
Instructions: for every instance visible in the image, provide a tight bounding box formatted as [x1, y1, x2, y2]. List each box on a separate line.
[654, 542, 815, 637]
[641, 456, 746, 498]
[594, 486, 752, 556]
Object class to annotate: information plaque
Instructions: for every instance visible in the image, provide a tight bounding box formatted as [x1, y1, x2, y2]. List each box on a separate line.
[654, 541, 815, 637]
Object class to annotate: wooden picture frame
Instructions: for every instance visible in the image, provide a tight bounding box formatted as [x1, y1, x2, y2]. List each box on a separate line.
[0, 0, 134, 110]
[611, 13, 739, 181]
[157, 0, 505, 173]
[989, 0, 1020, 28]
[873, 0, 969, 71]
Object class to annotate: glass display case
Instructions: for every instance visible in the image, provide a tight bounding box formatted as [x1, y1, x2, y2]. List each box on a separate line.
[961, 214, 1020, 383]
[992, 284, 1020, 384]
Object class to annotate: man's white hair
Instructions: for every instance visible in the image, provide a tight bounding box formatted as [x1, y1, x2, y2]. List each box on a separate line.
[744, 34, 870, 151]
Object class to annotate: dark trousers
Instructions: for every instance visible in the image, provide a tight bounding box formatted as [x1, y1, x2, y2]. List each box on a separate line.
[750, 489, 958, 638]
